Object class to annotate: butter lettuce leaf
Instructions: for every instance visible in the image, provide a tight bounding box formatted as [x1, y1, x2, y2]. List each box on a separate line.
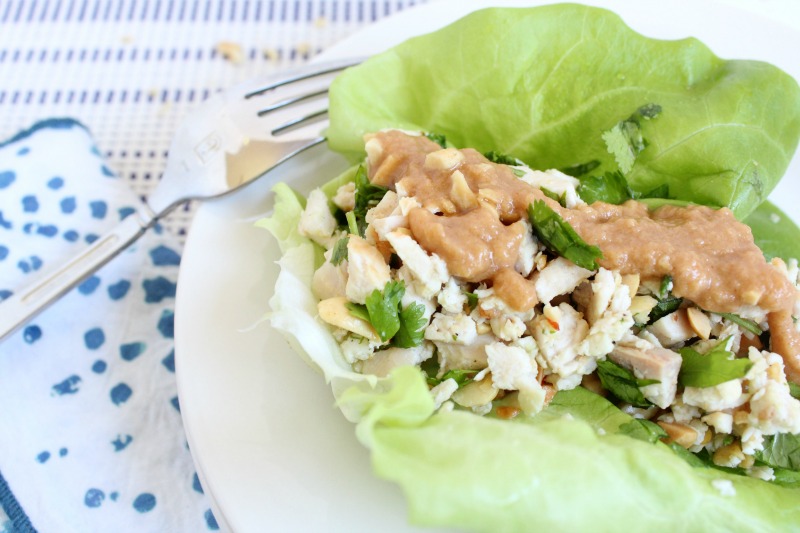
[339, 369, 800, 531]
[261, 178, 800, 531]
[327, 5, 800, 219]
[745, 200, 800, 261]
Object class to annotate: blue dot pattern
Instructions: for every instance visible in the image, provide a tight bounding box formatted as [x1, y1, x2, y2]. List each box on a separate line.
[0, 170, 15, 188]
[78, 275, 101, 295]
[133, 493, 156, 513]
[23, 325, 42, 344]
[111, 435, 133, 452]
[204, 509, 219, 530]
[60, 196, 77, 214]
[161, 350, 175, 373]
[149, 245, 181, 266]
[84, 328, 105, 350]
[89, 200, 107, 219]
[143, 276, 176, 303]
[22, 195, 39, 213]
[120, 342, 146, 361]
[84, 489, 105, 508]
[110, 383, 132, 406]
[107, 279, 131, 300]
[192, 473, 203, 494]
[0, 118, 210, 531]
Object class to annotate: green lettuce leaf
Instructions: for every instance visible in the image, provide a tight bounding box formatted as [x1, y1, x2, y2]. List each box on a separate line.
[327, 5, 800, 219]
[745, 200, 800, 261]
[339, 368, 800, 531]
[260, 173, 800, 531]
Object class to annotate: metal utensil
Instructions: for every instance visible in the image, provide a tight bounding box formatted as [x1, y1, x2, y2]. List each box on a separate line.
[0, 58, 360, 341]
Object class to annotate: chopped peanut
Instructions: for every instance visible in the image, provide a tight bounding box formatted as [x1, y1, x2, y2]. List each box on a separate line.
[657, 421, 698, 448]
[686, 307, 712, 340]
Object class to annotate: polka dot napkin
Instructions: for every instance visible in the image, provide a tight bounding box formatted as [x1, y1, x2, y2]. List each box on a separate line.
[0, 119, 217, 532]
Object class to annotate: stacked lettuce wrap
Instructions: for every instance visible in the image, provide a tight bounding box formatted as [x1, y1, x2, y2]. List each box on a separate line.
[260, 4, 800, 530]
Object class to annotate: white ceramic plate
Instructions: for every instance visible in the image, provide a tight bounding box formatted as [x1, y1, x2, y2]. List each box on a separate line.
[175, 2, 800, 531]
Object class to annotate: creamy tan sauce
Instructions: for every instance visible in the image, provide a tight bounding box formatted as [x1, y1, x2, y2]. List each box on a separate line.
[367, 130, 800, 377]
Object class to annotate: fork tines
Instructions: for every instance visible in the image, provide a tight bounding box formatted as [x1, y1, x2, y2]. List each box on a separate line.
[243, 60, 360, 99]
[246, 59, 361, 137]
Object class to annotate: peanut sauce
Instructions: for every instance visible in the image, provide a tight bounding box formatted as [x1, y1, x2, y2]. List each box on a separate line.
[366, 130, 800, 380]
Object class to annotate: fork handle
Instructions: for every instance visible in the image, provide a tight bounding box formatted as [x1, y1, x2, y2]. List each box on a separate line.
[0, 209, 154, 342]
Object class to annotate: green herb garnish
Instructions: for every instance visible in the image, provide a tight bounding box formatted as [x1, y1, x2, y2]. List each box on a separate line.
[602, 103, 662, 174]
[464, 291, 479, 312]
[559, 160, 600, 177]
[541, 187, 567, 207]
[618, 418, 668, 444]
[346, 280, 426, 346]
[352, 164, 388, 236]
[713, 312, 763, 336]
[678, 337, 753, 388]
[528, 200, 603, 270]
[484, 150, 522, 166]
[425, 132, 447, 148]
[578, 170, 634, 205]
[330, 236, 349, 265]
[755, 433, 800, 472]
[596, 359, 658, 408]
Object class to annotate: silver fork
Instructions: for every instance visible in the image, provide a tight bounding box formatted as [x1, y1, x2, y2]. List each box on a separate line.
[0, 58, 360, 342]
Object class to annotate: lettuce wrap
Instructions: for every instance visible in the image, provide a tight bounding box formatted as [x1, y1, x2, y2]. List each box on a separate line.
[327, 4, 800, 220]
[261, 4, 800, 531]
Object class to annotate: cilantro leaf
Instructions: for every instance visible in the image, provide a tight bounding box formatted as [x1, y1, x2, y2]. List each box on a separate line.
[755, 433, 800, 472]
[646, 276, 682, 325]
[578, 170, 634, 205]
[773, 467, 800, 487]
[464, 291, 479, 312]
[425, 132, 447, 148]
[658, 274, 673, 299]
[559, 159, 600, 177]
[352, 164, 388, 236]
[601, 103, 661, 174]
[618, 418, 668, 444]
[790, 382, 800, 400]
[678, 338, 753, 388]
[347, 281, 427, 346]
[595, 359, 656, 408]
[528, 200, 603, 270]
[713, 312, 763, 336]
[639, 183, 670, 199]
[365, 281, 405, 341]
[330, 236, 349, 265]
[393, 301, 427, 348]
[345, 302, 371, 323]
[541, 187, 567, 207]
[484, 150, 522, 166]
[442, 369, 478, 388]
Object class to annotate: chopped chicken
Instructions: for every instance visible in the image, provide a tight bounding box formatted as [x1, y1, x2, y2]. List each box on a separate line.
[345, 235, 391, 304]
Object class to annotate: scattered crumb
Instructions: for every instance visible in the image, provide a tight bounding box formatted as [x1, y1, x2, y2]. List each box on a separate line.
[216, 41, 244, 64]
[770, 213, 781, 224]
[158, 102, 173, 117]
[295, 41, 311, 56]
[711, 479, 736, 497]
[262, 47, 279, 61]
[121, 35, 135, 45]
[314, 16, 328, 28]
